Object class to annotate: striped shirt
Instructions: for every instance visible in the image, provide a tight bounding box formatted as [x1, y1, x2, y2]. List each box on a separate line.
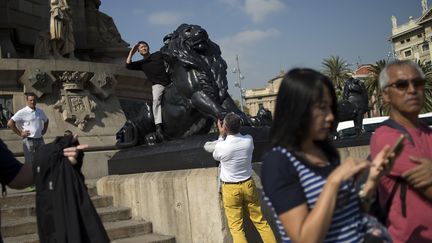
[262, 146, 364, 243]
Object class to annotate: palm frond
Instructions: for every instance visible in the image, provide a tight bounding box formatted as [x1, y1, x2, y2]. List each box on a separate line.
[321, 56, 351, 92]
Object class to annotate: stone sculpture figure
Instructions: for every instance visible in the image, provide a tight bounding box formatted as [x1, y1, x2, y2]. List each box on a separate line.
[50, 0, 75, 58]
[116, 24, 250, 147]
[85, 0, 128, 48]
[423, 0, 429, 14]
[337, 77, 369, 137]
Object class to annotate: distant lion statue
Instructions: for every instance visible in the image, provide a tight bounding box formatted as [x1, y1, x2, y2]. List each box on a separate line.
[116, 24, 250, 147]
[250, 107, 272, 127]
[337, 78, 369, 137]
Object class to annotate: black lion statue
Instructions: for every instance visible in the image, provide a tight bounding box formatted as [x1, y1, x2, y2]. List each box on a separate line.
[250, 107, 272, 127]
[337, 77, 369, 137]
[116, 24, 251, 147]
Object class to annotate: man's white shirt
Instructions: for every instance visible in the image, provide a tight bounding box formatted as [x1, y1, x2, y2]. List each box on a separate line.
[211, 134, 254, 183]
[11, 106, 48, 138]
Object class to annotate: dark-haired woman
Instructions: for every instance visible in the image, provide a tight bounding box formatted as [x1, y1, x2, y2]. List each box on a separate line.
[261, 68, 393, 243]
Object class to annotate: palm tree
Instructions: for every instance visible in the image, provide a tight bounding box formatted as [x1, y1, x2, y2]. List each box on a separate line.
[417, 60, 432, 113]
[365, 59, 387, 116]
[321, 56, 351, 95]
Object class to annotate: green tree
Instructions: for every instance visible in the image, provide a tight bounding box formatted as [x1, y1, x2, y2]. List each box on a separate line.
[321, 56, 351, 95]
[365, 59, 387, 116]
[417, 60, 432, 113]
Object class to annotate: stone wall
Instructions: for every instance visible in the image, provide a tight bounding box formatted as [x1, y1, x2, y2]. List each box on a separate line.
[97, 168, 232, 243]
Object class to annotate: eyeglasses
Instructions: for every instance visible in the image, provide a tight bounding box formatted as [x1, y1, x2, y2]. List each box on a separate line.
[384, 78, 426, 91]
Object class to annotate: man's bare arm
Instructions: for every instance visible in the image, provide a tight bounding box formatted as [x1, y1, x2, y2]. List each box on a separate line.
[8, 162, 33, 189]
[7, 119, 29, 138]
[126, 43, 139, 64]
[42, 120, 49, 135]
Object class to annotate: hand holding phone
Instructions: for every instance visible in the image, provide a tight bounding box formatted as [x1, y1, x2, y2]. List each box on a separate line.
[385, 134, 405, 173]
[390, 134, 405, 158]
[217, 119, 225, 136]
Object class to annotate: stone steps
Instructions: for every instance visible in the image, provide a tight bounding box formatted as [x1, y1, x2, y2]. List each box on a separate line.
[1, 183, 175, 243]
[111, 233, 176, 243]
[4, 232, 175, 243]
[3, 219, 153, 243]
[0, 186, 98, 208]
[2, 206, 133, 237]
[1, 194, 113, 220]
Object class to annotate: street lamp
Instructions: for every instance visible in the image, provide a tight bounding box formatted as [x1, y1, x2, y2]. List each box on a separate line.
[232, 55, 245, 111]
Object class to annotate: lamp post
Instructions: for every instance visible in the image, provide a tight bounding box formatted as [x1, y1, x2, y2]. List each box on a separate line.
[232, 55, 245, 111]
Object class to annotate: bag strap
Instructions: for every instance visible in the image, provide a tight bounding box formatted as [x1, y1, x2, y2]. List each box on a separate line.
[379, 119, 414, 145]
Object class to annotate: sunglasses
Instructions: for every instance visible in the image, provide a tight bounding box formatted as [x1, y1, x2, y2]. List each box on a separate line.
[384, 78, 426, 91]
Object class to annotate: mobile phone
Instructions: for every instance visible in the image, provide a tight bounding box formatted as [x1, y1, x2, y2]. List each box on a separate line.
[387, 134, 405, 170]
[390, 134, 405, 157]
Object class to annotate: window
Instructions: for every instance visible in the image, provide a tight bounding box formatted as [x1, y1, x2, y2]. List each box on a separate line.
[401, 40, 405, 44]
[405, 50, 412, 57]
[0, 96, 13, 129]
[418, 34, 423, 38]
[406, 38, 411, 42]
[423, 43, 430, 51]
[258, 103, 264, 109]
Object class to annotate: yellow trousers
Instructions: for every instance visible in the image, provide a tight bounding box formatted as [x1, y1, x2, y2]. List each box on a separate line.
[221, 179, 276, 243]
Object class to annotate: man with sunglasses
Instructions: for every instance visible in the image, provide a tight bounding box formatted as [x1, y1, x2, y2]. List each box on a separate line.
[370, 60, 432, 243]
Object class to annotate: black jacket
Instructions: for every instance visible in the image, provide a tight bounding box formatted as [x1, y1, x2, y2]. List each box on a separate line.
[33, 137, 109, 243]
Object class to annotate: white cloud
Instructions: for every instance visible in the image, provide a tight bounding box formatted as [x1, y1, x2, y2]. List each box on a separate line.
[218, 28, 281, 46]
[219, 0, 285, 23]
[147, 11, 185, 26]
[245, 0, 285, 23]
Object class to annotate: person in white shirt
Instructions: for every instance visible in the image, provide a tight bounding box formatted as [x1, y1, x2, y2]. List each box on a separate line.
[8, 92, 49, 164]
[208, 112, 276, 243]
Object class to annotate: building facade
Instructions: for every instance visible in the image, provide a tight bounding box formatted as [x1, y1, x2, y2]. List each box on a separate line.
[391, 0, 432, 63]
[243, 73, 283, 116]
[244, 66, 381, 118]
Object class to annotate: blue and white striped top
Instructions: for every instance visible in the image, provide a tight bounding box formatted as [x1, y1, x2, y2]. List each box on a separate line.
[262, 146, 364, 243]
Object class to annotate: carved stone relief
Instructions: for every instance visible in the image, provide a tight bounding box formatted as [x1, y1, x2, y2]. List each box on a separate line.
[18, 68, 117, 130]
[54, 89, 97, 130]
[53, 71, 96, 130]
[19, 69, 55, 98]
[89, 72, 117, 99]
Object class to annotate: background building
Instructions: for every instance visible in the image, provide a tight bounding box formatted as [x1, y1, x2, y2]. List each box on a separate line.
[391, 0, 432, 63]
[244, 73, 283, 116]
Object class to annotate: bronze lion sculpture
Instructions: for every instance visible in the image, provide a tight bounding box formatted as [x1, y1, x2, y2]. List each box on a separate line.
[336, 77, 369, 138]
[116, 24, 251, 147]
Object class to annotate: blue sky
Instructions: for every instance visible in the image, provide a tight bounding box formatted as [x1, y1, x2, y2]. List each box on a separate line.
[100, 0, 421, 101]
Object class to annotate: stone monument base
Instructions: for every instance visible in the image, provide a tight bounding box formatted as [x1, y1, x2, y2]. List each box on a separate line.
[108, 127, 271, 175]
